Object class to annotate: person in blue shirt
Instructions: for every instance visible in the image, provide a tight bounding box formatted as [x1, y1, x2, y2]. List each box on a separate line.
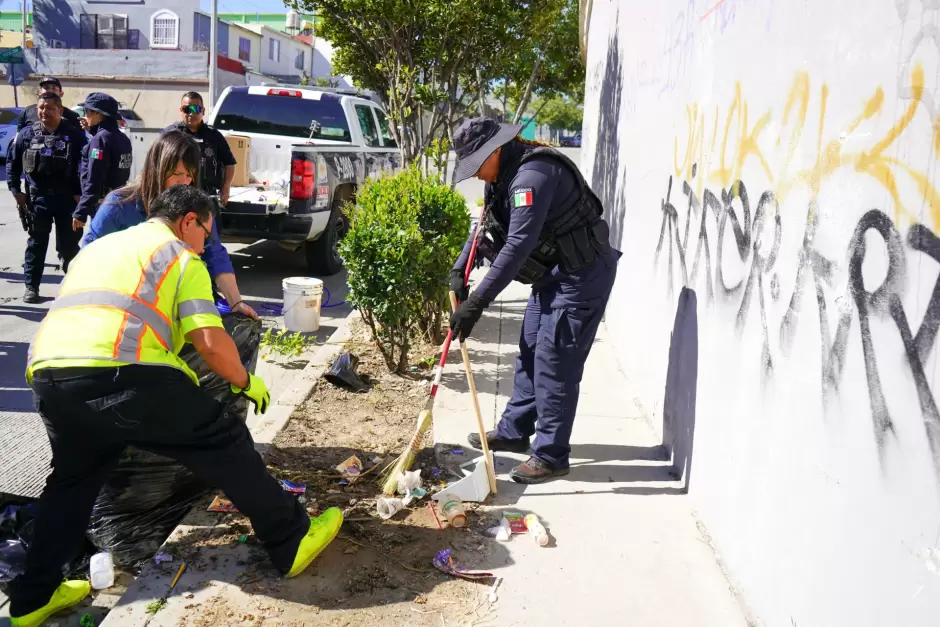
[72, 93, 133, 231]
[448, 117, 621, 484]
[83, 130, 258, 320]
[7, 92, 88, 303]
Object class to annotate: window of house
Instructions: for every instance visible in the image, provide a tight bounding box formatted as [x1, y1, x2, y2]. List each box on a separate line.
[269, 38, 280, 62]
[82, 14, 128, 49]
[374, 108, 398, 148]
[238, 37, 251, 61]
[355, 105, 381, 148]
[150, 9, 179, 48]
[295, 49, 305, 70]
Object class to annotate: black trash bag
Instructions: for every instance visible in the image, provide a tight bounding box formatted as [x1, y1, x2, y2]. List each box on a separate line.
[86, 313, 262, 568]
[324, 351, 369, 392]
[0, 500, 93, 588]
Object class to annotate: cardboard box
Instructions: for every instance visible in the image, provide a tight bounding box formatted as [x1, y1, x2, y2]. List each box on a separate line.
[225, 134, 250, 187]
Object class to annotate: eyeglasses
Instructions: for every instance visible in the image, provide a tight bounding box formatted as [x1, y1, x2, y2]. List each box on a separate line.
[181, 105, 205, 115]
[195, 218, 214, 242]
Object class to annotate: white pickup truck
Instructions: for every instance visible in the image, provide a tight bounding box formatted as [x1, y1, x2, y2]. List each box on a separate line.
[204, 85, 402, 274]
[124, 87, 401, 274]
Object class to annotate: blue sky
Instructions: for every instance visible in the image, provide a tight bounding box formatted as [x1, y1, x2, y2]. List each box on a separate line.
[198, 0, 294, 13]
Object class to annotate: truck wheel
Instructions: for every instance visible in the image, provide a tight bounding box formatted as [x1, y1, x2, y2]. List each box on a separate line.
[304, 203, 349, 276]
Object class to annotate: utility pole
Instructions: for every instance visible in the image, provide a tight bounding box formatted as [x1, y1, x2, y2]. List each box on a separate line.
[22, 0, 27, 50]
[209, 0, 218, 109]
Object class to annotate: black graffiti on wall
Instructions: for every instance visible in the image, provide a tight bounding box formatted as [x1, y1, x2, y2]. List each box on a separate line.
[655, 167, 940, 479]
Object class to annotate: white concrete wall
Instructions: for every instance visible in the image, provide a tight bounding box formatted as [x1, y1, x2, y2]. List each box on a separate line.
[580, 1, 940, 626]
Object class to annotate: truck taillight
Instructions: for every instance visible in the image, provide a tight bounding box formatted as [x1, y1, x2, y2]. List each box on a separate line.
[290, 157, 315, 199]
[268, 88, 302, 97]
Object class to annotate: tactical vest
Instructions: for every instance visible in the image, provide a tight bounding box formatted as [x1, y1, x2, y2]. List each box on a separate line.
[476, 147, 612, 284]
[24, 122, 74, 193]
[176, 122, 223, 192]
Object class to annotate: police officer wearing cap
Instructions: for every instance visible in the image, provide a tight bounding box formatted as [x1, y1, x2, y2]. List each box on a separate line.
[162, 91, 236, 207]
[449, 117, 621, 484]
[7, 92, 87, 304]
[15, 77, 82, 132]
[73, 93, 133, 232]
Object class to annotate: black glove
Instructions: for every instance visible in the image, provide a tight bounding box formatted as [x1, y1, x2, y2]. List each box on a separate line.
[450, 268, 469, 303]
[450, 292, 488, 341]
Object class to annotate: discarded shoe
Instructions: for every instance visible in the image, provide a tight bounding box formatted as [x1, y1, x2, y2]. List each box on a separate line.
[10, 580, 91, 627]
[510, 457, 570, 484]
[23, 286, 39, 304]
[467, 430, 530, 454]
[286, 507, 343, 578]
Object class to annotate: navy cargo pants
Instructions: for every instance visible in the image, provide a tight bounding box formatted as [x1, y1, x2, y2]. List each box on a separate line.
[24, 194, 80, 288]
[494, 288, 609, 469]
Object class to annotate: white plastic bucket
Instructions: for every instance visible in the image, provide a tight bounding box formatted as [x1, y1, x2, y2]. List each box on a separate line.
[282, 277, 324, 332]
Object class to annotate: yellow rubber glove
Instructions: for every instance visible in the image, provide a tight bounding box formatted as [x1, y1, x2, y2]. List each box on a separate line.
[231, 373, 270, 415]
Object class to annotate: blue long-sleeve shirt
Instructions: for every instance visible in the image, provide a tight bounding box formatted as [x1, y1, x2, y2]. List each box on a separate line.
[81, 190, 236, 278]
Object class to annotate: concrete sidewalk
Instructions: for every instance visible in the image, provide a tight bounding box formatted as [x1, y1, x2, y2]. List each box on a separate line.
[432, 277, 749, 626]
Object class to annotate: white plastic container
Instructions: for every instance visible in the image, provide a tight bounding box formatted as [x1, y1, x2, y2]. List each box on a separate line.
[89, 552, 114, 589]
[282, 277, 323, 332]
[524, 514, 549, 547]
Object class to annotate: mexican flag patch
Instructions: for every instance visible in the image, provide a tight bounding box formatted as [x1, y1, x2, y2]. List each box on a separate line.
[512, 188, 533, 208]
[90, 148, 104, 161]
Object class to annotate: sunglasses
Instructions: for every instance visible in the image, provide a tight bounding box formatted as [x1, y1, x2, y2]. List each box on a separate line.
[181, 104, 205, 115]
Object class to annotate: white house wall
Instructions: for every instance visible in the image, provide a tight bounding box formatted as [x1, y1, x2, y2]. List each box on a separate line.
[580, 1, 940, 626]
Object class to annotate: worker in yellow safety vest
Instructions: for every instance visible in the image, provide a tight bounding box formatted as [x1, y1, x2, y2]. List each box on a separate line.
[7, 185, 343, 627]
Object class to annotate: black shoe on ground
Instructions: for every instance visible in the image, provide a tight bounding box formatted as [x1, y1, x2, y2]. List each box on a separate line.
[23, 286, 40, 304]
[510, 456, 570, 484]
[467, 430, 530, 454]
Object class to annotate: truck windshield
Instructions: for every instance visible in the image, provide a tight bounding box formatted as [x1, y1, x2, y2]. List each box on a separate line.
[214, 92, 352, 142]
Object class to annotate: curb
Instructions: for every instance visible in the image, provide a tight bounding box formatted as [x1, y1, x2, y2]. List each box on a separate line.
[250, 310, 360, 448]
[99, 309, 360, 627]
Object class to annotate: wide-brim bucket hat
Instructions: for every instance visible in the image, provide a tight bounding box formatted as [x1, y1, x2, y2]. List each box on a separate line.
[452, 117, 522, 183]
[82, 92, 124, 120]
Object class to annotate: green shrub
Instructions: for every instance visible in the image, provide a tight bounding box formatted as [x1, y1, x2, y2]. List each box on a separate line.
[341, 166, 470, 372]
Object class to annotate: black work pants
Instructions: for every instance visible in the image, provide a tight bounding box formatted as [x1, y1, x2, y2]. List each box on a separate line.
[24, 195, 79, 288]
[7, 365, 310, 617]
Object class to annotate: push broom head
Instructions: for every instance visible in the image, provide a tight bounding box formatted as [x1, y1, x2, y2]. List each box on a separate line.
[380, 406, 433, 496]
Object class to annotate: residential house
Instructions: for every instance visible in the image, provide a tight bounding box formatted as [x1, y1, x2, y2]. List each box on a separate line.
[237, 23, 311, 84]
[227, 21, 262, 74]
[34, 0, 197, 51]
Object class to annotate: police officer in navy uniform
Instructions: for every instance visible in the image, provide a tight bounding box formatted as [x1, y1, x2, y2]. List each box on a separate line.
[73, 93, 133, 231]
[449, 117, 621, 484]
[15, 77, 83, 133]
[7, 92, 87, 304]
[162, 91, 236, 207]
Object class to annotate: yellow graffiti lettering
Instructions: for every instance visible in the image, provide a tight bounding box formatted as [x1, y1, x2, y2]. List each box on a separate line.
[674, 64, 940, 230]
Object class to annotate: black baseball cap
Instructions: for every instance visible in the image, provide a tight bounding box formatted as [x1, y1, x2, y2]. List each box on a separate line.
[452, 117, 522, 183]
[38, 77, 62, 89]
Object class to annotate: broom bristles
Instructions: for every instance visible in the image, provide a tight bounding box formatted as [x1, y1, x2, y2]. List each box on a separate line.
[380, 408, 433, 495]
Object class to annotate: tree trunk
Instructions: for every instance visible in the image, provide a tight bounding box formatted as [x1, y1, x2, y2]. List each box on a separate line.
[476, 67, 487, 115]
[513, 55, 543, 124]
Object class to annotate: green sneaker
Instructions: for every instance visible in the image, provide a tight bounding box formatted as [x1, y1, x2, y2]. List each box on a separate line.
[10, 580, 91, 627]
[285, 507, 343, 578]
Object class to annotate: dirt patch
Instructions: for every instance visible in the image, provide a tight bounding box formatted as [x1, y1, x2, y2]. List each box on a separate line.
[156, 321, 503, 626]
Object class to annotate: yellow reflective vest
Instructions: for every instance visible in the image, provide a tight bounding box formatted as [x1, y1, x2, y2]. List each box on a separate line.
[28, 220, 224, 385]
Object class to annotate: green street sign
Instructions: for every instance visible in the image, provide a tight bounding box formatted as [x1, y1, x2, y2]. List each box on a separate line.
[0, 46, 25, 64]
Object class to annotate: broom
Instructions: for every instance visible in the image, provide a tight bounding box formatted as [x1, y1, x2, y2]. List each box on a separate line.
[380, 206, 487, 495]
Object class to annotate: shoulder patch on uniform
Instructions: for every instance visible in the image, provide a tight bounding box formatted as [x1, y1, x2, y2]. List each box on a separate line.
[90, 148, 104, 160]
[511, 187, 534, 208]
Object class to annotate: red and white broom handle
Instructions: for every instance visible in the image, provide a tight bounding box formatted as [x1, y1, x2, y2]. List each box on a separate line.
[428, 204, 488, 401]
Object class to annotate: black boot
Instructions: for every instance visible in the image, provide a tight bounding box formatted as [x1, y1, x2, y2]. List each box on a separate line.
[23, 285, 40, 304]
[467, 430, 530, 454]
